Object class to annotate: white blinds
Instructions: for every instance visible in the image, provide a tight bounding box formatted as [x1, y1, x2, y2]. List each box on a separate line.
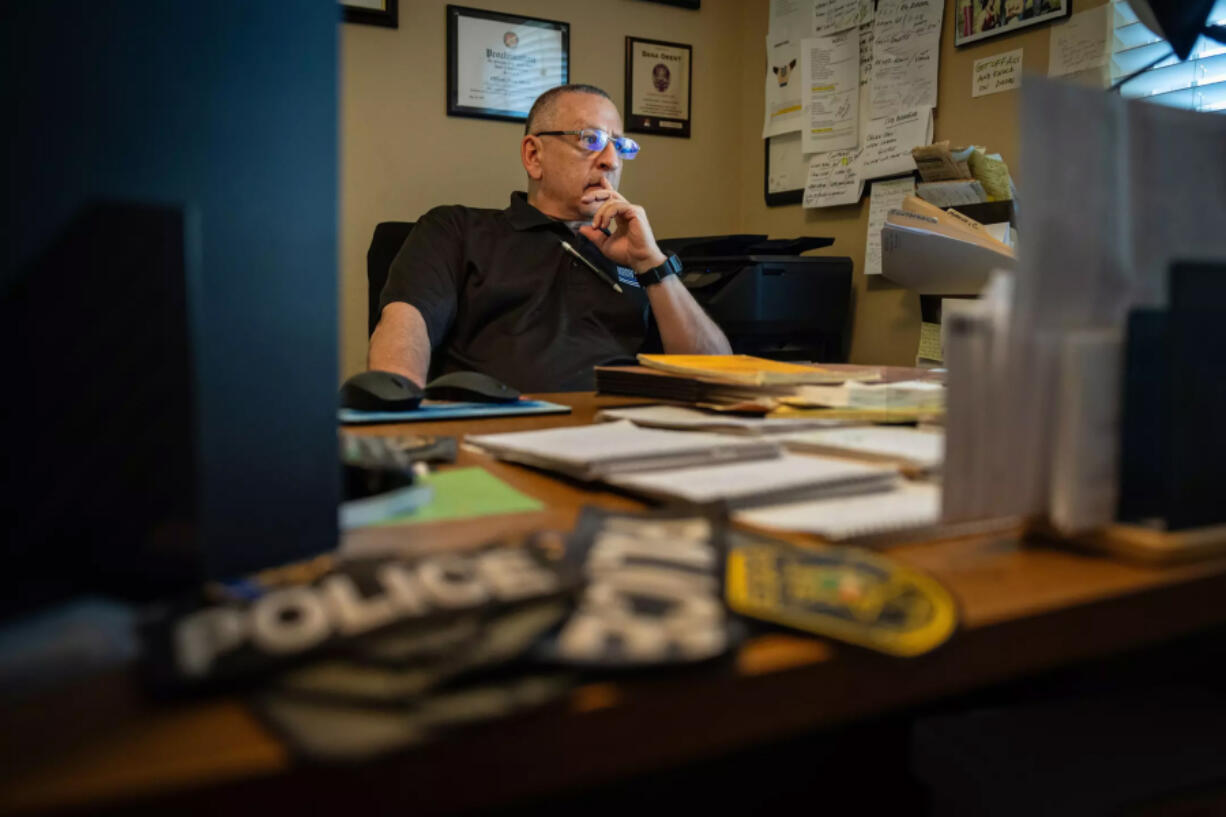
[1111, 0, 1226, 111]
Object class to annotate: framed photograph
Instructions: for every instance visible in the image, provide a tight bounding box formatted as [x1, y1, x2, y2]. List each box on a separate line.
[954, 0, 1070, 47]
[446, 5, 569, 122]
[624, 36, 692, 138]
[340, 0, 398, 28]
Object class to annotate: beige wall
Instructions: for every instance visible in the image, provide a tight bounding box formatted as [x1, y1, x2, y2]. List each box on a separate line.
[341, 0, 1103, 377]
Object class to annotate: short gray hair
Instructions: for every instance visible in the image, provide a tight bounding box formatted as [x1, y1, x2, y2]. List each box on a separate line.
[524, 84, 614, 135]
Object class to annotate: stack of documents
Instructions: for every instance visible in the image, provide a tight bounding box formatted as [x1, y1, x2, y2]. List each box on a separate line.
[734, 482, 942, 541]
[596, 355, 883, 411]
[777, 426, 944, 473]
[881, 196, 1015, 295]
[466, 421, 780, 481]
[605, 454, 898, 510]
[596, 404, 842, 436]
[780, 379, 945, 411]
[910, 141, 1015, 205]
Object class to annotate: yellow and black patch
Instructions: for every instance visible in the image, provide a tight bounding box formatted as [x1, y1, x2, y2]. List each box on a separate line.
[725, 539, 957, 657]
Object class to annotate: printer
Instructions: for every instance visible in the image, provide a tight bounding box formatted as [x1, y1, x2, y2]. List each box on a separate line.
[657, 234, 852, 362]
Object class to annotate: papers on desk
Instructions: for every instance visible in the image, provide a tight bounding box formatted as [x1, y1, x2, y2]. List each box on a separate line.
[339, 399, 571, 425]
[734, 481, 941, 541]
[782, 379, 945, 411]
[777, 426, 944, 472]
[606, 453, 899, 509]
[467, 421, 781, 481]
[597, 404, 843, 435]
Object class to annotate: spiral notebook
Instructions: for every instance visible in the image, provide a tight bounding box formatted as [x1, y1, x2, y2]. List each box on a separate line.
[733, 482, 942, 541]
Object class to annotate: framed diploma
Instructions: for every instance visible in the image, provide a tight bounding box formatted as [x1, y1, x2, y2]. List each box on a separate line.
[446, 5, 569, 123]
[624, 36, 692, 138]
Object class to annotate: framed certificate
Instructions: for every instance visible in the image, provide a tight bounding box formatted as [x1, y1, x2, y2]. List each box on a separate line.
[446, 5, 569, 122]
[624, 36, 692, 138]
[340, 0, 398, 28]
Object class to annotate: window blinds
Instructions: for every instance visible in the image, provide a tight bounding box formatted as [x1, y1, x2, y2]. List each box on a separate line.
[1111, 0, 1226, 111]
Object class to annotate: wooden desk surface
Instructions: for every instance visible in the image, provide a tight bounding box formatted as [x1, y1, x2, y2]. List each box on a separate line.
[5, 392, 1226, 815]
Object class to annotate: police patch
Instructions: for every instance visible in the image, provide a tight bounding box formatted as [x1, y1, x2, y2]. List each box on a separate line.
[724, 535, 957, 657]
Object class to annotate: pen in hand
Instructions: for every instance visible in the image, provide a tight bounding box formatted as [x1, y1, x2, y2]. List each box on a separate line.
[559, 239, 623, 293]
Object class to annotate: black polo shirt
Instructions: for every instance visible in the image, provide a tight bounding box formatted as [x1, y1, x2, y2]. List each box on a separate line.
[380, 192, 659, 392]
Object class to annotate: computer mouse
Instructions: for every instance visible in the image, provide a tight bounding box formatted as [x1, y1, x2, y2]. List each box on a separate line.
[339, 370, 423, 412]
[424, 371, 520, 403]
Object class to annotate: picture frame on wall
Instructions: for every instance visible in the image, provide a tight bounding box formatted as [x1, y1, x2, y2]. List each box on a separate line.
[624, 36, 693, 138]
[340, 0, 398, 29]
[446, 5, 569, 122]
[954, 0, 1070, 47]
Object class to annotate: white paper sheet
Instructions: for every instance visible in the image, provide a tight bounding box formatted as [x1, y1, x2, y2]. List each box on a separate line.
[734, 482, 942, 540]
[865, 177, 916, 276]
[869, 0, 943, 119]
[860, 107, 931, 179]
[767, 131, 808, 194]
[769, 0, 812, 41]
[764, 34, 805, 139]
[778, 426, 945, 470]
[803, 147, 864, 208]
[800, 32, 860, 154]
[597, 405, 841, 435]
[607, 453, 898, 507]
[973, 48, 1023, 97]
[858, 0, 875, 25]
[814, 0, 861, 35]
[1048, 3, 1111, 78]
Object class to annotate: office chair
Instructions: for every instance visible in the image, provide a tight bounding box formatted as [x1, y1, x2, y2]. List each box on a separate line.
[366, 221, 414, 336]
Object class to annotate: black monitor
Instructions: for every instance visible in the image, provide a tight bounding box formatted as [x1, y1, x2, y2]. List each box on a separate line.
[1, 1, 341, 618]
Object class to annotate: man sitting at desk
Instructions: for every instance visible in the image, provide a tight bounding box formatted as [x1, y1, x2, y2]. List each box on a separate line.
[368, 83, 730, 392]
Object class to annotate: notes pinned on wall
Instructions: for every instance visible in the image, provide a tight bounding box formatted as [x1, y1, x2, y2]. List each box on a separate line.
[865, 176, 916, 277]
[869, 0, 943, 119]
[800, 31, 860, 154]
[1048, 3, 1112, 79]
[803, 148, 864, 208]
[972, 49, 1023, 98]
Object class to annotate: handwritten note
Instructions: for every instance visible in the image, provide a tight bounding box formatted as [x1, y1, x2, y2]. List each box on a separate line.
[1049, 4, 1111, 78]
[814, 0, 861, 35]
[870, 0, 943, 120]
[803, 148, 864, 208]
[801, 32, 860, 153]
[861, 107, 932, 179]
[973, 49, 1023, 97]
[865, 177, 916, 276]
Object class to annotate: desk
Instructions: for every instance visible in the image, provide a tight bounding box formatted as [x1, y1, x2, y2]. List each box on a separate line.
[5, 392, 1226, 815]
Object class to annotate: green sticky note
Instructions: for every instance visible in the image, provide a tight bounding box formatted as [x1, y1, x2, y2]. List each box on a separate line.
[375, 467, 543, 526]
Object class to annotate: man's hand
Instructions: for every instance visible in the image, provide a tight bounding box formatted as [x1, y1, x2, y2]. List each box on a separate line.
[576, 179, 667, 273]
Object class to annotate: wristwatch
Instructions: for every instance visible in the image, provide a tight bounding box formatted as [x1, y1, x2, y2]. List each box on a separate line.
[634, 253, 682, 287]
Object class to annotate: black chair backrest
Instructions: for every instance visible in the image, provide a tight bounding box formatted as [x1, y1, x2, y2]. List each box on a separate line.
[366, 221, 414, 336]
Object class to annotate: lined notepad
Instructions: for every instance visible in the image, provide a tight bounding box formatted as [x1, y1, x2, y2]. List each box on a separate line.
[605, 454, 899, 508]
[466, 421, 781, 481]
[734, 482, 942, 540]
[777, 426, 944, 471]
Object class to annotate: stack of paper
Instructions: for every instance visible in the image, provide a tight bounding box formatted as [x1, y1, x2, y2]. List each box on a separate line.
[605, 454, 899, 509]
[880, 204, 1015, 296]
[782, 379, 945, 411]
[734, 482, 942, 541]
[466, 421, 781, 481]
[777, 426, 944, 472]
[596, 405, 843, 436]
[596, 355, 883, 411]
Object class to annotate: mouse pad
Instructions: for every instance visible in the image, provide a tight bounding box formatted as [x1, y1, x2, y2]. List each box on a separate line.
[338, 399, 572, 425]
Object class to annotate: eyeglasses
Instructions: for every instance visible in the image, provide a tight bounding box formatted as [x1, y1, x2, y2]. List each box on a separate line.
[532, 128, 640, 159]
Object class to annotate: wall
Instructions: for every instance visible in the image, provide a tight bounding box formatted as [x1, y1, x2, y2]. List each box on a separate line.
[340, 0, 748, 379]
[735, 0, 1107, 364]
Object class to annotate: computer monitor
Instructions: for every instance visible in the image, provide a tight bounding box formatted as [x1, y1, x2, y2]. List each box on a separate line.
[1, 1, 341, 618]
